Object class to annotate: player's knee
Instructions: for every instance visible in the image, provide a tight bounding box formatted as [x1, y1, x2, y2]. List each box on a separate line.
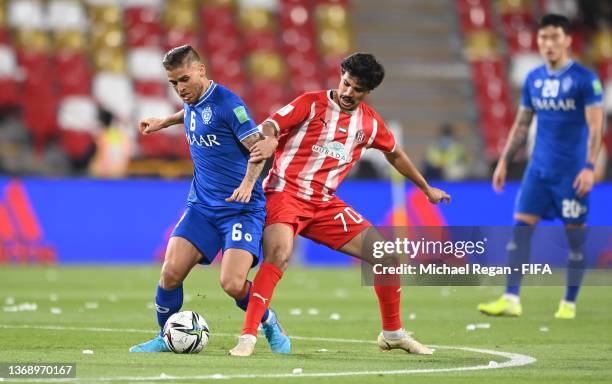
[160, 263, 185, 290]
[220, 276, 246, 299]
[264, 245, 290, 270]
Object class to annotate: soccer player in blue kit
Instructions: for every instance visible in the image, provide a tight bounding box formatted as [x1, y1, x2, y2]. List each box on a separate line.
[478, 15, 604, 319]
[129, 45, 290, 353]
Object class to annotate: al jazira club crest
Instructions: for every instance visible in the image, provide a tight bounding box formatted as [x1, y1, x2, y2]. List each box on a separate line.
[355, 129, 366, 143]
[202, 105, 213, 125]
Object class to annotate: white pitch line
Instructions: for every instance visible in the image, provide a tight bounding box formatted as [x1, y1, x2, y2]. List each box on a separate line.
[0, 324, 537, 383]
[0, 324, 373, 344]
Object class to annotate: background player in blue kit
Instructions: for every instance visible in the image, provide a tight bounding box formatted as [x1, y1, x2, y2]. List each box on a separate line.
[478, 14, 604, 319]
[129, 45, 290, 353]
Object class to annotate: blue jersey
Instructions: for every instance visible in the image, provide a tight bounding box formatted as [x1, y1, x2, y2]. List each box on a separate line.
[183, 81, 265, 210]
[520, 61, 604, 176]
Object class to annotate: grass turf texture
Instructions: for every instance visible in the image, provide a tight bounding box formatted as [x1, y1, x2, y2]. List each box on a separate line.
[1, 266, 611, 383]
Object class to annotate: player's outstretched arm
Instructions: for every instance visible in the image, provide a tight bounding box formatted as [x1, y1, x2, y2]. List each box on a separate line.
[138, 110, 185, 135]
[249, 121, 279, 163]
[493, 107, 535, 193]
[226, 132, 268, 203]
[384, 147, 451, 204]
[573, 106, 604, 197]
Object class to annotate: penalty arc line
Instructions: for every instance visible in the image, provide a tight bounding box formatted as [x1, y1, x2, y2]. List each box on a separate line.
[0, 324, 537, 382]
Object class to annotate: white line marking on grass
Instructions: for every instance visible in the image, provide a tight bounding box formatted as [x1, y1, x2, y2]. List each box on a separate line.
[0, 324, 537, 382]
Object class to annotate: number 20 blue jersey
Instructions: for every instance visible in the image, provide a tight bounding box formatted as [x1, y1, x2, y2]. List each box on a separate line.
[183, 81, 265, 210]
[520, 61, 604, 176]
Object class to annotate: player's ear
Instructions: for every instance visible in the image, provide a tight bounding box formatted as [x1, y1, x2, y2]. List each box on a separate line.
[199, 63, 207, 78]
[565, 35, 572, 49]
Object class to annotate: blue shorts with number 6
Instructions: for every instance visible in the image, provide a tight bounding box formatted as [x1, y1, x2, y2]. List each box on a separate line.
[171, 203, 265, 266]
[515, 166, 589, 224]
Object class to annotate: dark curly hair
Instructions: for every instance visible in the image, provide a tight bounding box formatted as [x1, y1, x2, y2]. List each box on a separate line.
[340, 53, 385, 90]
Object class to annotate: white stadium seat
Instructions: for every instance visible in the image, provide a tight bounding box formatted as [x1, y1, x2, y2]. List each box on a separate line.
[47, 0, 88, 31]
[134, 98, 181, 136]
[510, 53, 542, 88]
[58, 96, 99, 132]
[8, 0, 45, 29]
[92, 72, 135, 120]
[128, 48, 166, 81]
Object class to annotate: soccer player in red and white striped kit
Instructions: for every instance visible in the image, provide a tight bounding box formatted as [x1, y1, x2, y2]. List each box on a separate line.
[229, 52, 451, 356]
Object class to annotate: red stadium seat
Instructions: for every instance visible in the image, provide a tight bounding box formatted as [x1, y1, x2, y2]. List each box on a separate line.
[139, 132, 176, 158]
[165, 28, 197, 51]
[507, 28, 537, 53]
[55, 52, 91, 97]
[598, 60, 612, 83]
[0, 78, 18, 107]
[18, 51, 58, 150]
[243, 30, 277, 53]
[133, 80, 167, 97]
[200, 6, 236, 32]
[458, 0, 493, 31]
[501, 11, 534, 37]
[125, 6, 162, 47]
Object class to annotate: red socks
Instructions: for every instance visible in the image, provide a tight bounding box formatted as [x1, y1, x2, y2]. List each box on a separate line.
[241, 262, 401, 334]
[374, 273, 402, 331]
[242, 262, 283, 336]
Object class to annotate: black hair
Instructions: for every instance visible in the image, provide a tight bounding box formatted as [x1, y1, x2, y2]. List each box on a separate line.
[340, 53, 385, 91]
[162, 45, 201, 70]
[539, 14, 571, 35]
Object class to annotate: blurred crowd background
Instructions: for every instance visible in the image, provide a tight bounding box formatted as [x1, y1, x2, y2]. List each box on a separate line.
[0, 0, 610, 180]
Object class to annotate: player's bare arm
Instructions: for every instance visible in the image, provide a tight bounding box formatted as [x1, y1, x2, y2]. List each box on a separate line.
[249, 121, 279, 163]
[139, 110, 185, 135]
[573, 106, 604, 197]
[226, 132, 267, 203]
[493, 107, 535, 193]
[384, 147, 451, 204]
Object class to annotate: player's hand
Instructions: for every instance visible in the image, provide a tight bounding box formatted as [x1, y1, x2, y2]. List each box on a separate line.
[573, 168, 595, 197]
[424, 186, 451, 204]
[226, 183, 253, 203]
[249, 136, 278, 163]
[492, 159, 507, 193]
[139, 118, 165, 135]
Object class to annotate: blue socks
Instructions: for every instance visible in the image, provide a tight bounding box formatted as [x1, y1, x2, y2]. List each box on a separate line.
[235, 280, 269, 323]
[564, 227, 586, 303]
[156, 284, 183, 336]
[506, 220, 534, 296]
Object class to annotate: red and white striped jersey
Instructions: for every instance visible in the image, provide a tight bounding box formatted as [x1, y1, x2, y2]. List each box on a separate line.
[263, 90, 396, 202]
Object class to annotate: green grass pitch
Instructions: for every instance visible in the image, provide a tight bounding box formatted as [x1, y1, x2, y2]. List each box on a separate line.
[1, 265, 611, 383]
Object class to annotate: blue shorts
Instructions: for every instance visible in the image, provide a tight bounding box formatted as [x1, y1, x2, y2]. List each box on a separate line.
[515, 166, 589, 224]
[171, 204, 265, 266]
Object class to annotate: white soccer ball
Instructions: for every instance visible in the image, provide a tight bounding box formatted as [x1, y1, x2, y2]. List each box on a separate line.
[163, 310, 210, 353]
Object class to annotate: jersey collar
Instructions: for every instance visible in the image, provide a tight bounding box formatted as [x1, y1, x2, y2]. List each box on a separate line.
[545, 60, 574, 77]
[327, 90, 357, 115]
[193, 80, 216, 107]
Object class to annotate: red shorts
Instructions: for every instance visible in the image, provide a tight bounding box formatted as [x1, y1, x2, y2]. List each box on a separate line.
[264, 192, 371, 250]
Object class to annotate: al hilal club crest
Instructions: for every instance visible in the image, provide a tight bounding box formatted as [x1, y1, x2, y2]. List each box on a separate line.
[202, 105, 213, 125]
[356, 129, 365, 143]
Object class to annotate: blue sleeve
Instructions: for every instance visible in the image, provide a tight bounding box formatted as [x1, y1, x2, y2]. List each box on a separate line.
[520, 73, 533, 109]
[225, 99, 258, 141]
[583, 72, 604, 107]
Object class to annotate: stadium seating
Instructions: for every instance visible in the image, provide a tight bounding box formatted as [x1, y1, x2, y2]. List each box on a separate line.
[460, 0, 612, 160]
[0, 0, 353, 164]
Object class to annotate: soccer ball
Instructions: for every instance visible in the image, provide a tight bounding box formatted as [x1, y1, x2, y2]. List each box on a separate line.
[163, 310, 210, 353]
